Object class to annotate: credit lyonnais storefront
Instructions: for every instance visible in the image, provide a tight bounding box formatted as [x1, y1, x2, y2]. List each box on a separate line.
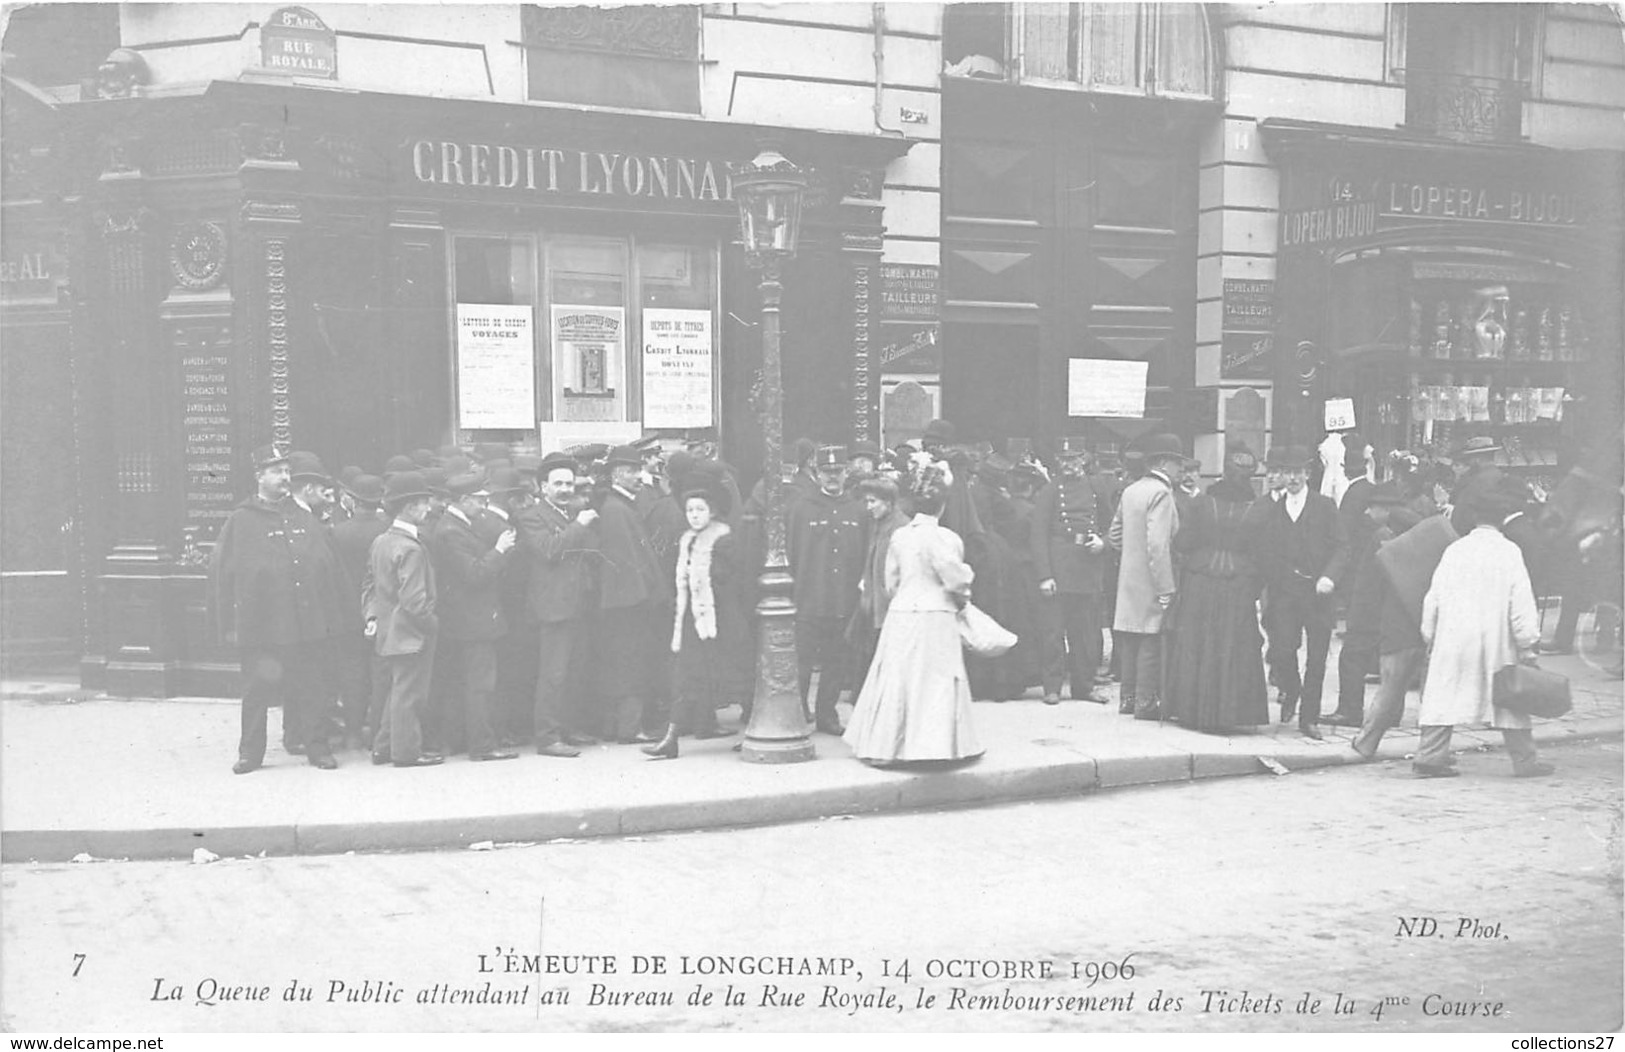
[59, 80, 906, 696]
[1263, 120, 1623, 488]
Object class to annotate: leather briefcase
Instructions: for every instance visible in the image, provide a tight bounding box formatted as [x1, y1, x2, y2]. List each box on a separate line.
[1492, 662, 1573, 719]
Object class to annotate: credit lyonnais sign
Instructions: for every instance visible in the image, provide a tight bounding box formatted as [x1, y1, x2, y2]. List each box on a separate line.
[1281, 175, 1589, 254]
[410, 141, 734, 205]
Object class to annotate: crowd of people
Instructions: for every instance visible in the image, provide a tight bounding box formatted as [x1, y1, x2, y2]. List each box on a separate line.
[209, 417, 1610, 778]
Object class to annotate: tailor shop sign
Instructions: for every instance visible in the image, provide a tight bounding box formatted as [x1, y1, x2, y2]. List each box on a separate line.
[1280, 171, 1589, 258]
[409, 140, 734, 210]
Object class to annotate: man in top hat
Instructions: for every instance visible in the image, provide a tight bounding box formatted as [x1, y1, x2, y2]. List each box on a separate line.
[591, 445, 672, 741]
[518, 452, 600, 756]
[787, 444, 869, 734]
[209, 444, 349, 773]
[329, 473, 390, 747]
[1108, 434, 1184, 719]
[365, 471, 443, 766]
[1033, 438, 1112, 705]
[426, 468, 519, 761]
[1256, 444, 1349, 739]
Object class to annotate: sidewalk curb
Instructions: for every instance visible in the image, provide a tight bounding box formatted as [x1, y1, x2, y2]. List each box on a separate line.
[7, 717, 1617, 864]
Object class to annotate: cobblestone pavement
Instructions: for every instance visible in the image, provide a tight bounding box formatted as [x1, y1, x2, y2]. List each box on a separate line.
[4, 739, 1619, 1033]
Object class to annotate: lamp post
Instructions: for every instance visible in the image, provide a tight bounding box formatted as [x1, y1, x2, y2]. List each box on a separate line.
[731, 142, 814, 763]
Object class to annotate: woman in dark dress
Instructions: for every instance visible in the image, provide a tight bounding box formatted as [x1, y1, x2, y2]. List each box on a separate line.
[644, 474, 754, 759]
[1165, 445, 1270, 732]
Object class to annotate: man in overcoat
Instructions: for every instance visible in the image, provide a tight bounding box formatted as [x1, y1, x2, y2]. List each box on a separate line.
[1108, 433, 1183, 720]
[210, 444, 349, 773]
[1257, 445, 1349, 739]
[787, 445, 869, 734]
[328, 473, 389, 746]
[1032, 438, 1111, 705]
[519, 453, 601, 756]
[429, 469, 519, 761]
[365, 471, 443, 767]
[594, 445, 671, 741]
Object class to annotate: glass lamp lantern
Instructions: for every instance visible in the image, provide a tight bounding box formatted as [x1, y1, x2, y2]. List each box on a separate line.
[731, 145, 807, 261]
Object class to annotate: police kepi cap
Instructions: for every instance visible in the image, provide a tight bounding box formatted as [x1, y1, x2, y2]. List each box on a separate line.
[251, 444, 290, 471]
[814, 445, 847, 471]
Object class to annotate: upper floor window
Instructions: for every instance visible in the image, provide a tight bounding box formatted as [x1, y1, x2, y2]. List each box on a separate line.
[522, 5, 701, 114]
[944, 2, 1216, 100]
[1394, 3, 1542, 143]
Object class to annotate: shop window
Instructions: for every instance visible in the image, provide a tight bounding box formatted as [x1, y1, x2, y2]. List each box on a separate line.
[452, 236, 537, 435]
[522, 5, 701, 114]
[944, 3, 1216, 100]
[549, 237, 628, 422]
[1394, 4, 1541, 143]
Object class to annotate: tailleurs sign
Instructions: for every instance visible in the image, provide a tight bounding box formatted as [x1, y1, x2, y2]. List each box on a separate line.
[260, 7, 336, 79]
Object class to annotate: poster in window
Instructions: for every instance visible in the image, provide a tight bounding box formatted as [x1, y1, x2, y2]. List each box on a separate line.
[641, 308, 713, 429]
[1067, 358, 1148, 418]
[455, 303, 535, 429]
[553, 304, 624, 422]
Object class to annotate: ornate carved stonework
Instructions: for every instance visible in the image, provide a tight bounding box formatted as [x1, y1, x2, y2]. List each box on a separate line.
[168, 222, 228, 292]
[522, 4, 699, 59]
[851, 262, 874, 443]
[845, 167, 882, 201]
[840, 231, 883, 253]
[241, 199, 302, 224]
[238, 122, 291, 164]
[265, 238, 292, 448]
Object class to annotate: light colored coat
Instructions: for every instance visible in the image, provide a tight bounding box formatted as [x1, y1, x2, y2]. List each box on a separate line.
[886, 514, 974, 613]
[1418, 526, 1540, 729]
[1110, 472, 1179, 634]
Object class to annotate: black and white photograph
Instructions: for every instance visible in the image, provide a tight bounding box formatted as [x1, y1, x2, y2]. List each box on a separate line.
[1, 0, 1622, 1037]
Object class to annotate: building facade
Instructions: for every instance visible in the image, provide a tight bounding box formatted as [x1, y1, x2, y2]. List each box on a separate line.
[0, 3, 939, 691]
[3, 3, 1623, 691]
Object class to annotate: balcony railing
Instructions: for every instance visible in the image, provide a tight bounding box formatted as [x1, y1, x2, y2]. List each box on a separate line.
[1401, 68, 1526, 144]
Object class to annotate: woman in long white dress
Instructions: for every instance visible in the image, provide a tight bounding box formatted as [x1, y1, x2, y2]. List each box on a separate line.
[844, 460, 984, 765]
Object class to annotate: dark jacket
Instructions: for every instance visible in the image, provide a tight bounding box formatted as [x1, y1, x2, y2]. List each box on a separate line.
[364, 521, 437, 656]
[209, 495, 349, 647]
[329, 511, 390, 621]
[1258, 489, 1350, 588]
[787, 487, 868, 619]
[520, 498, 596, 624]
[860, 507, 910, 629]
[1032, 475, 1107, 594]
[430, 506, 512, 641]
[595, 486, 669, 610]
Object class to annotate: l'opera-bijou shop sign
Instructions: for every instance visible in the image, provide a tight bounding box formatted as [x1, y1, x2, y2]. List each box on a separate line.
[409, 140, 736, 206]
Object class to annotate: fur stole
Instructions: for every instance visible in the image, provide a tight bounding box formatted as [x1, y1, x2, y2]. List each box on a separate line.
[672, 521, 730, 651]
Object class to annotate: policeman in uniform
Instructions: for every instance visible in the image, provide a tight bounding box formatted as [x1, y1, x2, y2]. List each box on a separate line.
[1031, 437, 1111, 705]
[210, 444, 348, 773]
[787, 444, 869, 733]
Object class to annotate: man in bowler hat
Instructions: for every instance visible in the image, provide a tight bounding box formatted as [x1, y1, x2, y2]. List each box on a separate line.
[593, 445, 671, 741]
[428, 468, 520, 761]
[1108, 433, 1183, 720]
[1256, 445, 1349, 739]
[210, 444, 348, 773]
[366, 471, 443, 766]
[329, 474, 390, 747]
[520, 452, 601, 756]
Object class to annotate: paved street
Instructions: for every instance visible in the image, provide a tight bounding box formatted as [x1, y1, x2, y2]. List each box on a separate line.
[3, 738, 1618, 1033]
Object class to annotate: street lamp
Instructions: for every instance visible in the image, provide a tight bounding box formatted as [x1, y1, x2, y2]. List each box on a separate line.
[731, 142, 814, 764]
